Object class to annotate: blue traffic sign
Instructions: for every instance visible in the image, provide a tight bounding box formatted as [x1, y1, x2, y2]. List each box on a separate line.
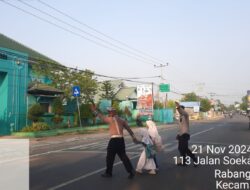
[72, 86, 80, 97]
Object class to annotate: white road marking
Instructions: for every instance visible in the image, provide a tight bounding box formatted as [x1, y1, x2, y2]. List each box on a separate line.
[47, 154, 140, 190]
[191, 127, 214, 137]
[46, 127, 216, 189]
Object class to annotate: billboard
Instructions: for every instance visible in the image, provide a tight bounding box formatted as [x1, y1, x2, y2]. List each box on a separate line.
[137, 84, 153, 116]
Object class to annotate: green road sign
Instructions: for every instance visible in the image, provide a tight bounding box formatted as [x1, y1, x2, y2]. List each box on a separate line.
[159, 84, 170, 92]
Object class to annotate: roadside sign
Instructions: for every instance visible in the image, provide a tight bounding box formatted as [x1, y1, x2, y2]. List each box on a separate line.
[72, 86, 80, 97]
[159, 84, 170, 92]
[137, 84, 153, 116]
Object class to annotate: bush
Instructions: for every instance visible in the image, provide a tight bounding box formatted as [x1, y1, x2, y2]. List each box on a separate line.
[51, 116, 63, 124]
[28, 104, 45, 123]
[52, 98, 64, 125]
[52, 98, 64, 115]
[21, 122, 50, 132]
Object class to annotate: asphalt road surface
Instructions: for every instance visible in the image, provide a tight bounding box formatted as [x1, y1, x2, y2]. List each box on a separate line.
[29, 115, 250, 190]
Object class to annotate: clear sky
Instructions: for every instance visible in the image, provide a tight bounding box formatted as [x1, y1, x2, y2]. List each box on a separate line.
[1, 0, 250, 105]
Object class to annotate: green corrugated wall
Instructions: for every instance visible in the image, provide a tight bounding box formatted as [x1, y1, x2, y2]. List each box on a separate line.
[0, 47, 28, 135]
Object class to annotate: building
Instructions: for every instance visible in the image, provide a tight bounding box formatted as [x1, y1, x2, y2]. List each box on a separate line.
[0, 33, 62, 135]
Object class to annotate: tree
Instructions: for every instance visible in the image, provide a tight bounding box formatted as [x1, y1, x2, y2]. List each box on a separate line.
[28, 104, 45, 123]
[240, 95, 248, 111]
[181, 92, 199, 102]
[112, 100, 122, 116]
[32, 61, 98, 104]
[123, 106, 132, 120]
[52, 98, 64, 115]
[51, 98, 64, 125]
[166, 100, 176, 110]
[200, 98, 212, 112]
[74, 70, 98, 104]
[154, 100, 164, 109]
[100, 80, 115, 100]
[80, 104, 94, 125]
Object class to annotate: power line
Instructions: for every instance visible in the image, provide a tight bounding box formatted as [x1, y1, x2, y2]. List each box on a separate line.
[154, 63, 169, 81]
[0, 49, 157, 84]
[37, 0, 168, 64]
[18, 0, 165, 66]
[1, 0, 160, 66]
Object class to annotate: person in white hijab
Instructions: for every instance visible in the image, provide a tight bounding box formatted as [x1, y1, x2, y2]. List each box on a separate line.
[135, 128, 157, 174]
[146, 119, 163, 169]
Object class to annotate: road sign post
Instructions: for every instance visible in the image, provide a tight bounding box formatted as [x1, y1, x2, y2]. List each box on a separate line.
[159, 84, 170, 108]
[73, 86, 82, 128]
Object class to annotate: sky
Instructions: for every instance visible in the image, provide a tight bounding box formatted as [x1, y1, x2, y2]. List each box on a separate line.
[1, 0, 250, 105]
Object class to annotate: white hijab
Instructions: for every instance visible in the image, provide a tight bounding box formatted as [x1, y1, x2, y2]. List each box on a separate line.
[146, 120, 162, 146]
[146, 120, 159, 140]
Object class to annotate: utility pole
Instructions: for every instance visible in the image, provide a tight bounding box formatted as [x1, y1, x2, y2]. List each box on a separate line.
[208, 92, 216, 99]
[154, 63, 169, 81]
[154, 63, 169, 108]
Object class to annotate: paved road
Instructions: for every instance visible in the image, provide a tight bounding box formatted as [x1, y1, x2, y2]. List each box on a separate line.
[29, 115, 250, 190]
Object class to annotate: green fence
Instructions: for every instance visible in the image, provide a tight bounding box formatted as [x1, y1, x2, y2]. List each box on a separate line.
[153, 109, 174, 123]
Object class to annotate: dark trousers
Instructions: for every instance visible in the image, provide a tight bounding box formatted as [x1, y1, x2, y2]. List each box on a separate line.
[106, 137, 133, 175]
[178, 133, 196, 164]
[153, 155, 159, 169]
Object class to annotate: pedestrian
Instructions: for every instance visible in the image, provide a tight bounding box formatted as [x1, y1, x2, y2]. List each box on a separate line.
[91, 105, 137, 179]
[175, 101, 197, 166]
[135, 128, 157, 175]
[145, 119, 162, 170]
[136, 114, 143, 127]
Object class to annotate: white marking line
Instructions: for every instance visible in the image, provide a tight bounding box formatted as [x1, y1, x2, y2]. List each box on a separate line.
[162, 128, 214, 153]
[47, 154, 140, 190]
[162, 143, 175, 152]
[60, 150, 140, 155]
[30, 141, 137, 159]
[30, 141, 108, 158]
[191, 127, 214, 137]
[47, 128, 215, 189]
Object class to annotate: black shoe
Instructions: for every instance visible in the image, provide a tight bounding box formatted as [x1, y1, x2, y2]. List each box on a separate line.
[128, 172, 135, 179]
[101, 173, 112, 178]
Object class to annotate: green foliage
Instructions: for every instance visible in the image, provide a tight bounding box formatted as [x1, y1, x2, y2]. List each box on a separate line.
[80, 104, 93, 120]
[112, 100, 122, 116]
[32, 61, 98, 104]
[200, 98, 212, 112]
[72, 70, 98, 104]
[166, 100, 176, 110]
[51, 116, 64, 124]
[227, 104, 235, 111]
[21, 122, 49, 132]
[51, 98, 64, 125]
[100, 80, 115, 100]
[123, 106, 132, 118]
[154, 100, 164, 109]
[240, 95, 248, 111]
[28, 104, 45, 123]
[52, 98, 64, 115]
[181, 92, 199, 102]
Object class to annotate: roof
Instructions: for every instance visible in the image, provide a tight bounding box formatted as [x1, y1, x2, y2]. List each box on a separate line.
[114, 87, 137, 101]
[0, 33, 58, 63]
[28, 83, 63, 95]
